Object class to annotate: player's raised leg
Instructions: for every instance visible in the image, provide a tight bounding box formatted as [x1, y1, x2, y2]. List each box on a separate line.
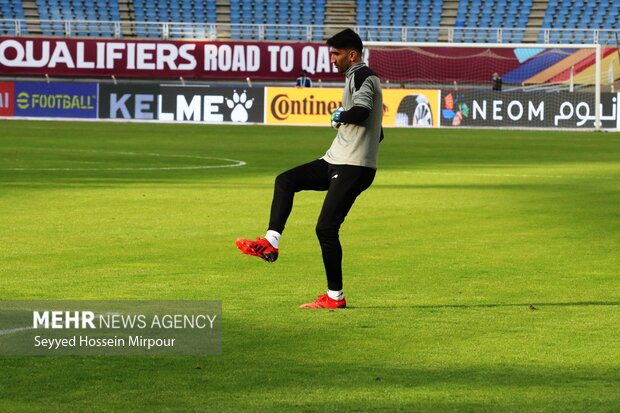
[236, 159, 330, 262]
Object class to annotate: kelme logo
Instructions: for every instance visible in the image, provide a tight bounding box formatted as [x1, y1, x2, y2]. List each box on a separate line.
[17, 92, 29, 110]
[225, 90, 254, 123]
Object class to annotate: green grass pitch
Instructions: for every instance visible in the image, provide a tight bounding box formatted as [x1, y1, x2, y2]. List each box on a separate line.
[0, 120, 619, 412]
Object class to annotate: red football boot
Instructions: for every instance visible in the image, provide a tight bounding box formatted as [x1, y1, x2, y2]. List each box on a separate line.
[235, 237, 279, 263]
[299, 293, 346, 309]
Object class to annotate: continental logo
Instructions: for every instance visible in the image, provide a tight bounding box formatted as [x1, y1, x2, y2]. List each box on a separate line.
[16, 92, 96, 110]
[271, 94, 341, 121]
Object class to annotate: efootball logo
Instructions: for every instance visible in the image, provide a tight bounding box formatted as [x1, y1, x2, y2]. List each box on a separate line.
[17, 92, 30, 110]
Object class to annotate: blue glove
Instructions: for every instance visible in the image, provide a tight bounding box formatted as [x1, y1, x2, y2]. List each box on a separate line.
[331, 107, 343, 123]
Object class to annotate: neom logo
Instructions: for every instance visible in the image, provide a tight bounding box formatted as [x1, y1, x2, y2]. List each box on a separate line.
[271, 94, 341, 121]
[16, 92, 95, 110]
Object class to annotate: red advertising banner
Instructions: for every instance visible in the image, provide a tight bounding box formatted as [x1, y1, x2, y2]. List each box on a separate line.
[0, 81, 14, 116]
[0, 37, 547, 85]
[0, 37, 343, 81]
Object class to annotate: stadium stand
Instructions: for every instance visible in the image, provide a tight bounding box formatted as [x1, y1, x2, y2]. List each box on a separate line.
[230, 0, 325, 41]
[453, 0, 532, 43]
[133, 0, 217, 38]
[0, 0, 28, 35]
[356, 0, 443, 42]
[538, 0, 620, 44]
[36, 0, 120, 37]
[0, 0, 618, 44]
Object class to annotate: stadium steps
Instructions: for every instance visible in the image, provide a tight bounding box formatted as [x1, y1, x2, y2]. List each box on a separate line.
[441, 0, 458, 26]
[22, 0, 41, 34]
[22, 0, 38, 18]
[119, 0, 134, 37]
[440, 0, 458, 40]
[215, 0, 231, 39]
[324, 0, 356, 38]
[523, 0, 546, 42]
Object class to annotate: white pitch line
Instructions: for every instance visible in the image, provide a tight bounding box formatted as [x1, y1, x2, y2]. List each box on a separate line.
[0, 148, 246, 171]
[5, 164, 245, 171]
[414, 171, 620, 181]
[0, 326, 33, 336]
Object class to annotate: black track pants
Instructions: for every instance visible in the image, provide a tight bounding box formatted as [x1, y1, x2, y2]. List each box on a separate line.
[268, 159, 376, 291]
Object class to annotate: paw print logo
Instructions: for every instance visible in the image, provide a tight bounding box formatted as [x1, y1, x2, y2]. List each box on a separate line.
[225, 90, 254, 122]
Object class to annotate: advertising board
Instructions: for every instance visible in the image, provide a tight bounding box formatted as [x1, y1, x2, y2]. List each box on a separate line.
[0, 37, 342, 81]
[441, 90, 620, 129]
[158, 86, 265, 123]
[14, 82, 98, 118]
[99, 83, 161, 120]
[265, 87, 441, 127]
[0, 82, 14, 117]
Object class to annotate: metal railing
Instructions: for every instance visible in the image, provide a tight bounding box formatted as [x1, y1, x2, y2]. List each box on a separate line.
[0, 19, 618, 44]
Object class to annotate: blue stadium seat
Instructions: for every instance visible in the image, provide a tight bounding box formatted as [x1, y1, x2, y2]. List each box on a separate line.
[33, 0, 124, 37]
[129, 0, 218, 38]
[355, 0, 445, 41]
[534, 0, 620, 43]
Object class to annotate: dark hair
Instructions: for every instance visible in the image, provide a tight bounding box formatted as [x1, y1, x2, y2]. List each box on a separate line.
[326, 29, 363, 54]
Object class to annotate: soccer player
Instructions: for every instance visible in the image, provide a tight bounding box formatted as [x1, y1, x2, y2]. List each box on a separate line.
[236, 28, 383, 309]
